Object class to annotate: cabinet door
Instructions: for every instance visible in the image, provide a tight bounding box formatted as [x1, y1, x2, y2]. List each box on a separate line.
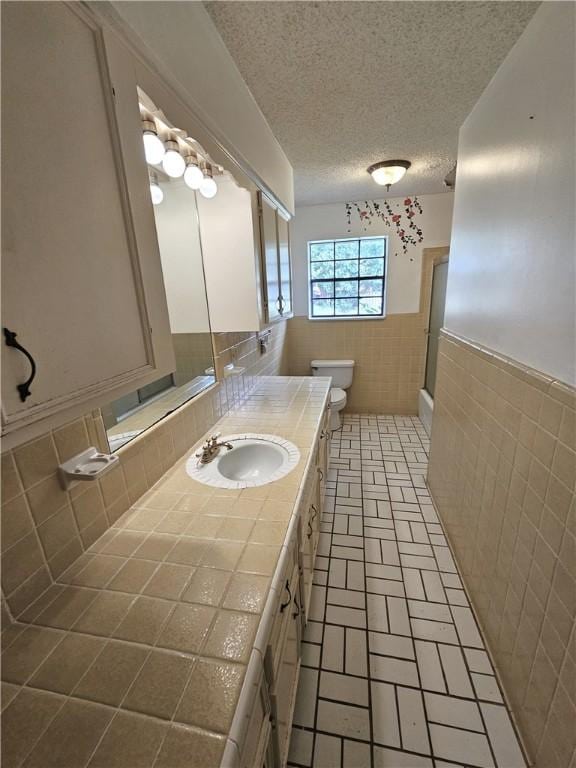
[1, 3, 173, 442]
[271, 568, 302, 768]
[259, 193, 281, 322]
[277, 213, 292, 317]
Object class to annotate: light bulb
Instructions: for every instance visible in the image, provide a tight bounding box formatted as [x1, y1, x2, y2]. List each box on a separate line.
[162, 140, 185, 178]
[149, 181, 164, 205]
[371, 166, 407, 186]
[184, 163, 204, 190]
[143, 131, 165, 165]
[199, 176, 217, 199]
[367, 160, 411, 188]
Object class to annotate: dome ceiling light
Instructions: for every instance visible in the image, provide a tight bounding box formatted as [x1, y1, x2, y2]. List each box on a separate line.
[367, 160, 411, 192]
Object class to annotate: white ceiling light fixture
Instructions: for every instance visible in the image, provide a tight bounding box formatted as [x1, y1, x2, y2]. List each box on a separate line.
[162, 138, 185, 178]
[367, 160, 411, 191]
[149, 172, 164, 206]
[199, 164, 218, 199]
[184, 152, 205, 190]
[142, 118, 165, 166]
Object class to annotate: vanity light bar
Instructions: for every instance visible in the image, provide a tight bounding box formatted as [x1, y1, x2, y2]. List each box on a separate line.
[140, 107, 218, 197]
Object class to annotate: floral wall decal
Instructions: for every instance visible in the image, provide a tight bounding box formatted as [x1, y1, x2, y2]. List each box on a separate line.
[345, 196, 424, 259]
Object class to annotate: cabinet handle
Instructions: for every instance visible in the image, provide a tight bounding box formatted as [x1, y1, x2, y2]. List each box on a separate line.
[310, 504, 318, 523]
[317, 468, 324, 481]
[3, 328, 37, 402]
[307, 519, 313, 539]
[280, 579, 292, 612]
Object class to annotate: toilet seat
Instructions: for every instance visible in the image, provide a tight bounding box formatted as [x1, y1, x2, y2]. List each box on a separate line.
[330, 387, 346, 408]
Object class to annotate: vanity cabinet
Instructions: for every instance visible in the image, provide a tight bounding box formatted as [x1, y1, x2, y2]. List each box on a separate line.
[1, 2, 174, 448]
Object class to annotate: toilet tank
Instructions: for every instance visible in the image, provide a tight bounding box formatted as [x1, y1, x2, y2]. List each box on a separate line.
[311, 359, 355, 389]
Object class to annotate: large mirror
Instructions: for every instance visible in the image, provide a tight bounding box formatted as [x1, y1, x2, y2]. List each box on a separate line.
[103, 95, 216, 451]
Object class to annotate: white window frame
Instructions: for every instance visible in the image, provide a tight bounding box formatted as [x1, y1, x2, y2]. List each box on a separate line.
[307, 235, 388, 320]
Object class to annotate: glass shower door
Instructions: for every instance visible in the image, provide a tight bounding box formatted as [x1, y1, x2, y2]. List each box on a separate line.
[425, 261, 449, 398]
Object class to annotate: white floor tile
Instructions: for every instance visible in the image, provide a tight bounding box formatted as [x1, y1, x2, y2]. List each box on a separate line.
[316, 699, 370, 741]
[450, 606, 484, 648]
[424, 691, 484, 731]
[288, 728, 314, 767]
[347, 561, 365, 591]
[480, 703, 526, 767]
[421, 571, 447, 604]
[370, 655, 420, 687]
[408, 600, 453, 623]
[387, 596, 411, 636]
[328, 587, 365, 610]
[429, 724, 495, 768]
[410, 618, 459, 645]
[367, 577, 406, 598]
[322, 624, 344, 672]
[345, 627, 369, 677]
[403, 568, 426, 600]
[293, 667, 319, 728]
[367, 594, 389, 633]
[472, 673, 503, 703]
[313, 734, 342, 768]
[290, 414, 525, 768]
[374, 746, 433, 767]
[320, 670, 369, 706]
[398, 686, 431, 754]
[415, 640, 447, 693]
[371, 681, 400, 748]
[438, 644, 474, 698]
[464, 648, 493, 675]
[343, 739, 371, 768]
[326, 604, 367, 629]
[369, 630, 415, 660]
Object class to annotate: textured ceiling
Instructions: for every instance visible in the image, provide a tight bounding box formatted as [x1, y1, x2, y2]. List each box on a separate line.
[205, 1, 539, 205]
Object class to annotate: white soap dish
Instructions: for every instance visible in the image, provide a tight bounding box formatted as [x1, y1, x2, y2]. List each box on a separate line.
[58, 447, 119, 490]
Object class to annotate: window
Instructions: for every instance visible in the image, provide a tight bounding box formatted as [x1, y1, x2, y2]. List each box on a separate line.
[308, 236, 386, 319]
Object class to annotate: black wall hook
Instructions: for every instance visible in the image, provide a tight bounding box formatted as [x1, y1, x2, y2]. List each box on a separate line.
[3, 328, 37, 402]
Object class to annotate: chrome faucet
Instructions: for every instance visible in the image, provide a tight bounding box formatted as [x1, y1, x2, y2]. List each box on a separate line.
[196, 434, 233, 464]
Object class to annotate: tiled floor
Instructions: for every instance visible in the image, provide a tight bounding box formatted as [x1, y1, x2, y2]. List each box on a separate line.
[288, 414, 526, 768]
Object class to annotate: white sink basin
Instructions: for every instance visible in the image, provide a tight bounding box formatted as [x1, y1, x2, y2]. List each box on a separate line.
[186, 434, 300, 489]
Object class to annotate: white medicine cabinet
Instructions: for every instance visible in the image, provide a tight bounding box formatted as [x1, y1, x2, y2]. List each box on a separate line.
[1, 1, 294, 450]
[1, 2, 175, 448]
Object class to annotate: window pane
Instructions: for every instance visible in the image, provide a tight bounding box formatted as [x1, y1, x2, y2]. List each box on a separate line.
[335, 298, 359, 315]
[335, 259, 359, 278]
[310, 242, 334, 261]
[310, 261, 334, 280]
[334, 240, 358, 260]
[359, 278, 383, 297]
[360, 238, 385, 258]
[311, 280, 334, 299]
[359, 297, 383, 315]
[335, 280, 358, 298]
[312, 299, 334, 316]
[360, 258, 384, 277]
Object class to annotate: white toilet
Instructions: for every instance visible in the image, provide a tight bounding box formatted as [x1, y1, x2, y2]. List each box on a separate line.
[311, 359, 355, 431]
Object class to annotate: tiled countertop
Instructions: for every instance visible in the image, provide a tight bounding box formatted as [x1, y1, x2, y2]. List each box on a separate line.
[1, 376, 330, 768]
